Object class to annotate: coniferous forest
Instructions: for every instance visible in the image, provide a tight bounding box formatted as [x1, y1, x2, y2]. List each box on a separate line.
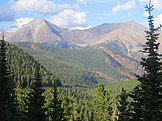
[0, 1, 162, 121]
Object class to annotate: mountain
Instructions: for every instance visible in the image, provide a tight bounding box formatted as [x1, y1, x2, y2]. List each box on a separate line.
[5, 41, 58, 88]
[3, 19, 162, 84]
[6, 19, 67, 43]
[4, 19, 162, 52]
[14, 42, 142, 85]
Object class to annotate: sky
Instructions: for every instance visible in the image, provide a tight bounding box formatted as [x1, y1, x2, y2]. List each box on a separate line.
[0, 0, 162, 32]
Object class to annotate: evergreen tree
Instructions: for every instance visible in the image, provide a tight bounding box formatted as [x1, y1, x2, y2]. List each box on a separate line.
[15, 80, 27, 121]
[93, 83, 112, 121]
[117, 88, 130, 121]
[130, 1, 162, 121]
[47, 85, 66, 121]
[26, 63, 46, 121]
[0, 35, 17, 121]
[70, 101, 80, 121]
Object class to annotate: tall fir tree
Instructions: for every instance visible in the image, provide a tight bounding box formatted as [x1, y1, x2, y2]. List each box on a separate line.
[130, 1, 162, 121]
[93, 83, 112, 121]
[47, 79, 66, 121]
[0, 35, 17, 121]
[116, 88, 130, 121]
[26, 63, 46, 121]
[15, 80, 27, 121]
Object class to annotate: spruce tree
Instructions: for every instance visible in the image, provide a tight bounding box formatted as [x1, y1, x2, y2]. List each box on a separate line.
[130, 1, 162, 121]
[26, 63, 46, 121]
[15, 80, 27, 121]
[0, 35, 17, 121]
[47, 79, 66, 121]
[117, 88, 130, 121]
[93, 83, 112, 121]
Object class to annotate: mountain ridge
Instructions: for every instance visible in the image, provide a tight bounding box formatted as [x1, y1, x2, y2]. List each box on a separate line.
[3, 19, 162, 52]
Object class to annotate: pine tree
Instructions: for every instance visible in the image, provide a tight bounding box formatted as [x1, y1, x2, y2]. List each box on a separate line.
[0, 35, 17, 121]
[15, 80, 27, 121]
[93, 83, 112, 121]
[26, 63, 46, 121]
[70, 101, 80, 121]
[47, 79, 66, 121]
[130, 1, 162, 121]
[47, 86, 66, 121]
[117, 88, 130, 121]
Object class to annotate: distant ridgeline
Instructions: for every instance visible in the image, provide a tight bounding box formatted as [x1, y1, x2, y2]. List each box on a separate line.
[6, 42, 58, 88]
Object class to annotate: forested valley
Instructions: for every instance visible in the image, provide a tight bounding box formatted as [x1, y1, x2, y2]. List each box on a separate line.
[0, 2, 162, 121]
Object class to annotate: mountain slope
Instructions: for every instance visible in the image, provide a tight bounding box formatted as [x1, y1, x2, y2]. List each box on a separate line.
[6, 41, 57, 87]
[4, 19, 162, 53]
[15, 42, 142, 84]
[7, 19, 66, 43]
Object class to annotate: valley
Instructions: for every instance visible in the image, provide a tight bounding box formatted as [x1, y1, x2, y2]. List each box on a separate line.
[1, 6, 162, 121]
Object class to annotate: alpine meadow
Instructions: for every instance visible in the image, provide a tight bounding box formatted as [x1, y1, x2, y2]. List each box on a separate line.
[0, 0, 162, 121]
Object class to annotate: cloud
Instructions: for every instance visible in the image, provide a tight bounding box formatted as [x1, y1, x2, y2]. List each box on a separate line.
[77, 0, 90, 4]
[70, 26, 92, 30]
[11, 0, 75, 14]
[50, 9, 86, 28]
[0, 8, 15, 21]
[10, 17, 34, 31]
[112, 1, 136, 13]
[139, 0, 162, 9]
[154, 14, 162, 27]
[15, 17, 34, 28]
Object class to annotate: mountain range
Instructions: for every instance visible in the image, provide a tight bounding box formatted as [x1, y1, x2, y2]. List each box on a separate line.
[2, 19, 162, 84]
[4, 19, 162, 53]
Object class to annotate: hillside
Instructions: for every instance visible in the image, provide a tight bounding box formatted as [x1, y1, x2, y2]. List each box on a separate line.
[14, 42, 142, 85]
[5, 42, 57, 87]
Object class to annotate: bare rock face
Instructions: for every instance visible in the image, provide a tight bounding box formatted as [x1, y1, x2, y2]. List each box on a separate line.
[6, 19, 66, 43]
[4, 19, 162, 52]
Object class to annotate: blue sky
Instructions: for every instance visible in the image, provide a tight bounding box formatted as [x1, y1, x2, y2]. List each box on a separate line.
[0, 0, 162, 31]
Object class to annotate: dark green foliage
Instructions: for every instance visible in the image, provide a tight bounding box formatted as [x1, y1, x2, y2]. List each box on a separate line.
[6, 43, 56, 88]
[26, 63, 46, 121]
[130, 1, 162, 121]
[116, 88, 130, 121]
[15, 42, 139, 88]
[47, 87, 65, 121]
[0, 36, 17, 121]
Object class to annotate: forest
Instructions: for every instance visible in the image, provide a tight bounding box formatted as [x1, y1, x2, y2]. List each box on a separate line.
[0, 2, 162, 121]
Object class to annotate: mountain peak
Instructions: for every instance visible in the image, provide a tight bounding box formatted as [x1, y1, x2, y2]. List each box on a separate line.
[126, 20, 137, 24]
[24, 18, 49, 28]
[123, 21, 143, 27]
[7, 18, 66, 43]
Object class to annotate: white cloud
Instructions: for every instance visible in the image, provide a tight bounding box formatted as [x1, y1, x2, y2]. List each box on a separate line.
[139, 0, 162, 9]
[70, 26, 92, 30]
[16, 17, 34, 28]
[112, 1, 136, 13]
[10, 17, 34, 31]
[77, 0, 90, 4]
[11, 0, 74, 14]
[154, 14, 162, 27]
[152, 0, 162, 9]
[50, 9, 86, 28]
